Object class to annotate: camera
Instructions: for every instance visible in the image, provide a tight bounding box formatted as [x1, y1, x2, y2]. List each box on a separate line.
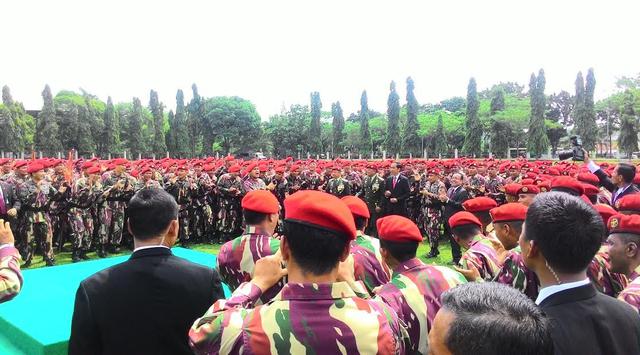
[558, 136, 585, 161]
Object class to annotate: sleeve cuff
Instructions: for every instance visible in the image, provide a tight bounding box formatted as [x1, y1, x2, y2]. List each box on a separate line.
[587, 160, 600, 173]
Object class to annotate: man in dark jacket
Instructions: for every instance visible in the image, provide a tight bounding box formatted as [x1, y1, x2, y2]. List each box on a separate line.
[521, 192, 640, 355]
[439, 172, 469, 264]
[69, 188, 225, 355]
[584, 150, 639, 205]
[382, 162, 410, 217]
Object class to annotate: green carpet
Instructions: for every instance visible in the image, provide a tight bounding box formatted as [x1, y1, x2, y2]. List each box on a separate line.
[0, 248, 230, 355]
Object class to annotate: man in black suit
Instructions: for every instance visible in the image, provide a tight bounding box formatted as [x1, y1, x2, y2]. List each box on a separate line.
[382, 162, 410, 217]
[0, 181, 20, 222]
[584, 149, 639, 206]
[69, 188, 224, 355]
[439, 172, 469, 264]
[521, 192, 640, 355]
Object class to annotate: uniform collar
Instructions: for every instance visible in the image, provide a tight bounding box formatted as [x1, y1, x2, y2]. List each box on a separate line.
[273, 282, 356, 301]
[393, 258, 423, 275]
[630, 264, 640, 280]
[467, 234, 485, 249]
[244, 225, 271, 236]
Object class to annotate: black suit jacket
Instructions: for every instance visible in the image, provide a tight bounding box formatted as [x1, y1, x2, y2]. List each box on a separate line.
[539, 284, 640, 355]
[0, 181, 20, 214]
[383, 174, 410, 216]
[69, 247, 224, 355]
[593, 168, 640, 204]
[442, 185, 470, 224]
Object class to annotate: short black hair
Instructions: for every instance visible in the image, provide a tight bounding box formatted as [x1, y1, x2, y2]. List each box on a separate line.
[128, 188, 178, 241]
[283, 221, 350, 276]
[451, 224, 481, 240]
[243, 209, 269, 225]
[391, 162, 403, 170]
[379, 239, 418, 262]
[524, 192, 603, 273]
[494, 220, 524, 236]
[617, 163, 636, 184]
[354, 216, 368, 231]
[441, 282, 553, 355]
[474, 211, 492, 226]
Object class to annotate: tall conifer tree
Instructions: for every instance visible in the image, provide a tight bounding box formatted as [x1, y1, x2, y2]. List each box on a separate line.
[463, 78, 482, 156]
[386, 81, 401, 156]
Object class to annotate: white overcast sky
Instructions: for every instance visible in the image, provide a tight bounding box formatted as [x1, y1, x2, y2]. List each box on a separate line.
[2, 0, 639, 119]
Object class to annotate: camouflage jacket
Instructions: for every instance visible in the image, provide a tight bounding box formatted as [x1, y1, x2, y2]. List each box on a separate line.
[218, 174, 244, 200]
[618, 265, 640, 313]
[374, 258, 467, 355]
[351, 232, 391, 294]
[459, 234, 501, 281]
[189, 281, 408, 354]
[17, 179, 61, 223]
[588, 244, 628, 297]
[165, 177, 197, 209]
[69, 177, 104, 210]
[0, 245, 22, 303]
[216, 226, 283, 304]
[493, 246, 540, 300]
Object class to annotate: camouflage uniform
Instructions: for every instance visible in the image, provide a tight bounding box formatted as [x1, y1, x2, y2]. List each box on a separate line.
[0, 245, 23, 303]
[100, 171, 135, 249]
[467, 173, 487, 198]
[216, 226, 282, 304]
[217, 174, 245, 242]
[242, 177, 266, 192]
[344, 170, 363, 196]
[325, 177, 351, 198]
[459, 234, 501, 281]
[191, 173, 213, 243]
[588, 244, 628, 297]
[189, 281, 409, 354]
[350, 232, 391, 294]
[618, 265, 640, 312]
[6, 174, 28, 252]
[165, 176, 197, 245]
[493, 246, 540, 300]
[268, 176, 288, 234]
[133, 178, 161, 191]
[48, 173, 69, 250]
[374, 258, 467, 354]
[17, 179, 61, 265]
[360, 173, 385, 237]
[420, 179, 445, 252]
[67, 177, 103, 255]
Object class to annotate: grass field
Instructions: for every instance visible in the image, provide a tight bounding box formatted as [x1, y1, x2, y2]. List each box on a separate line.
[24, 239, 454, 269]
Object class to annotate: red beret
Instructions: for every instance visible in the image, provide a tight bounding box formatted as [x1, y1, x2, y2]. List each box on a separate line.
[551, 176, 585, 196]
[224, 155, 235, 161]
[634, 173, 640, 185]
[275, 167, 285, 174]
[242, 190, 279, 214]
[582, 183, 599, 197]
[537, 180, 551, 192]
[577, 172, 599, 185]
[449, 211, 482, 229]
[140, 167, 152, 175]
[86, 165, 101, 175]
[518, 185, 540, 195]
[284, 191, 356, 240]
[594, 204, 617, 227]
[112, 158, 128, 166]
[504, 183, 522, 197]
[14, 160, 28, 169]
[490, 203, 528, 223]
[615, 194, 640, 212]
[0, 158, 10, 165]
[27, 163, 45, 174]
[377, 215, 422, 243]
[228, 165, 241, 173]
[608, 214, 640, 235]
[462, 197, 498, 213]
[520, 178, 535, 185]
[341, 196, 370, 219]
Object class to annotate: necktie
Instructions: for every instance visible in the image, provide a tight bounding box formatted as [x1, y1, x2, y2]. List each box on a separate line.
[392, 176, 397, 189]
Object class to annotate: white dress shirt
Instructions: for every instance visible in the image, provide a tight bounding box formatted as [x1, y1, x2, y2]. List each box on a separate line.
[133, 245, 170, 253]
[587, 160, 632, 200]
[535, 278, 591, 305]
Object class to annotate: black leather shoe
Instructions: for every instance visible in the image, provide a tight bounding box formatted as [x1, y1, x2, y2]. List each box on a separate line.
[71, 251, 81, 263]
[426, 250, 440, 258]
[45, 257, 56, 266]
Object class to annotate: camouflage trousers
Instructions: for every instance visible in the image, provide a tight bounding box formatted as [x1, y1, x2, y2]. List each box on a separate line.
[20, 220, 54, 262]
[68, 208, 93, 251]
[102, 202, 125, 247]
[190, 204, 208, 242]
[178, 207, 190, 243]
[96, 206, 110, 246]
[203, 204, 216, 239]
[365, 203, 380, 237]
[422, 207, 443, 250]
[217, 199, 242, 239]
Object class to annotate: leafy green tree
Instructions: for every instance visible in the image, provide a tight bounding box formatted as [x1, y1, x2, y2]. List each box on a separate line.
[583, 68, 598, 150]
[149, 90, 167, 156]
[490, 88, 505, 114]
[573, 71, 598, 151]
[527, 69, 549, 157]
[463, 78, 482, 156]
[265, 104, 310, 157]
[174, 89, 190, 157]
[360, 90, 372, 153]
[165, 110, 176, 154]
[203, 96, 262, 155]
[0, 86, 29, 154]
[546, 90, 573, 125]
[404, 76, 421, 156]
[102, 96, 119, 156]
[439, 97, 466, 113]
[187, 84, 204, 156]
[490, 119, 512, 158]
[545, 120, 566, 155]
[309, 91, 322, 154]
[331, 101, 345, 155]
[128, 97, 145, 158]
[618, 90, 638, 158]
[433, 114, 447, 156]
[76, 103, 96, 156]
[385, 81, 400, 155]
[35, 85, 62, 155]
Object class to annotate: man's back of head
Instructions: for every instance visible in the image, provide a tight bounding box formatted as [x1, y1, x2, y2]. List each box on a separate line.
[128, 188, 178, 243]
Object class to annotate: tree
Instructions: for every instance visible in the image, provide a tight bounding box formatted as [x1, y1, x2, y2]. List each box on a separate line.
[187, 84, 204, 156]
[527, 69, 549, 157]
[204, 96, 262, 155]
[490, 88, 505, 114]
[165, 110, 176, 154]
[546, 90, 573, 125]
[360, 90, 371, 153]
[618, 90, 638, 158]
[385, 81, 401, 156]
[433, 114, 447, 157]
[463, 78, 482, 156]
[573, 71, 598, 151]
[35, 85, 62, 155]
[490, 119, 512, 158]
[309, 91, 322, 154]
[331, 101, 345, 155]
[0, 85, 30, 154]
[76, 103, 96, 156]
[265, 104, 310, 157]
[102, 96, 118, 156]
[404, 76, 421, 156]
[174, 89, 190, 157]
[583, 68, 598, 150]
[128, 97, 144, 158]
[149, 90, 167, 156]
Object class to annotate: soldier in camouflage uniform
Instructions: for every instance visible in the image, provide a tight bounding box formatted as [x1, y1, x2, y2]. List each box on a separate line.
[0, 159, 13, 182]
[266, 167, 287, 234]
[420, 169, 446, 258]
[133, 167, 161, 191]
[343, 164, 362, 196]
[449, 211, 501, 281]
[100, 159, 135, 253]
[0, 220, 23, 303]
[360, 164, 385, 237]
[325, 167, 351, 198]
[189, 191, 408, 355]
[165, 165, 197, 247]
[373, 215, 467, 354]
[203, 164, 219, 243]
[49, 161, 70, 251]
[216, 190, 282, 304]
[606, 214, 640, 312]
[6, 161, 29, 252]
[67, 165, 103, 262]
[216, 165, 245, 243]
[17, 162, 66, 267]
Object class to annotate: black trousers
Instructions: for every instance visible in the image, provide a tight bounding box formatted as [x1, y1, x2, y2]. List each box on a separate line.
[444, 222, 461, 262]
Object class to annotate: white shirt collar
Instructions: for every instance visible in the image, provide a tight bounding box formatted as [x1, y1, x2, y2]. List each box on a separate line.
[133, 245, 170, 253]
[535, 278, 591, 305]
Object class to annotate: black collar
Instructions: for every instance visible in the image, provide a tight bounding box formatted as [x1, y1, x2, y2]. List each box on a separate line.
[130, 247, 172, 260]
[539, 283, 597, 308]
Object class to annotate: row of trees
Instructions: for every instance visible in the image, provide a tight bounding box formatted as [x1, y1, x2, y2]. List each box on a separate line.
[0, 71, 638, 159]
